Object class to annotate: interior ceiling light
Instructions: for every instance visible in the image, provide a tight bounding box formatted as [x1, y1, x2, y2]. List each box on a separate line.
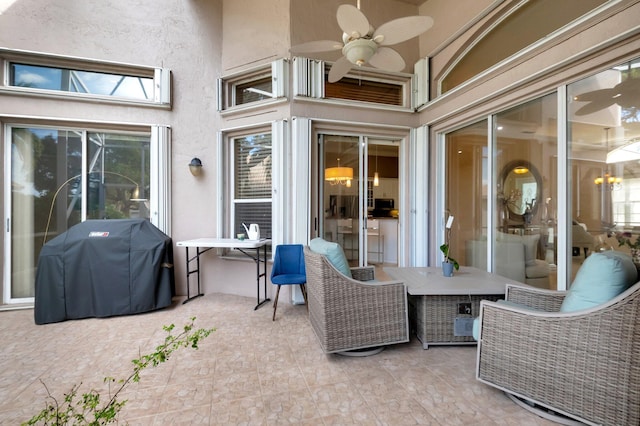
[513, 166, 529, 174]
[325, 158, 353, 186]
[595, 127, 622, 190]
[606, 139, 640, 163]
[373, 144, 379, 187]
[290, 1, 434, 82]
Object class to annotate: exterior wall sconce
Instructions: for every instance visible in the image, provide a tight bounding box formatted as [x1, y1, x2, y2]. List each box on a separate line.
[189, 158, 203, 176]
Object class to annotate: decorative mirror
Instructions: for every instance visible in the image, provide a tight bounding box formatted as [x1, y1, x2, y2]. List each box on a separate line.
[499, 160, 542, 224]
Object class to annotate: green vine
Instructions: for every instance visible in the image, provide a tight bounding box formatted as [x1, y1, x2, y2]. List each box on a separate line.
[23, 317, 215, 425]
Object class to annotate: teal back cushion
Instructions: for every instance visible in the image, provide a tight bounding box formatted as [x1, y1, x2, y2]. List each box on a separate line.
[560, 251, 638, 312]
[309, 237, 352, 279]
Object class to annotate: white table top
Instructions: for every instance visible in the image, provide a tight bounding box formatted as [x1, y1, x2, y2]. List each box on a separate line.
[384, 266, 520, 296]
[176, 238, 271, 249]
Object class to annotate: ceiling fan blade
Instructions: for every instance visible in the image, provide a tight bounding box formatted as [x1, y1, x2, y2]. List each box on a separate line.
[337, 4, 370, 39]
[290, 40, 343, 54]
[573, 88, 614, 102]
[574, 100, 616, 116]
[328, 56, 353, 83]
[373, 16, 434, 46]
[368, 47, 405, 72]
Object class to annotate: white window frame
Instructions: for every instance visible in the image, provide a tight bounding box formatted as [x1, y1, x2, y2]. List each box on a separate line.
[292, 56, 415, 111]
[217, 124, 275, 249]
[0, 48, 171, 107]
[217, 59, 288, 113]
[2, 120, 170, 305]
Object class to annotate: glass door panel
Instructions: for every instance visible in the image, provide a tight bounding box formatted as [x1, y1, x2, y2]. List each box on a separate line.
[367, 140, 400, 265]
[7, 127, 151, 302]
[568, 57, 640, 283]
[494, 94, 558, 289]
[86, 132, 150, 220]
[10, 128, 82, 300]
[445, 120, 489, 270]
[321, 135, 360, 264]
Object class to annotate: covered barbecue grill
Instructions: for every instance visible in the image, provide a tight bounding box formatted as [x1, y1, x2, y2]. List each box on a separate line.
[34, 219, 174, 324]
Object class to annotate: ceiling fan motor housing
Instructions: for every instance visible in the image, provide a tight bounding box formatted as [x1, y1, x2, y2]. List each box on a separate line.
[342, 38, 377, 66]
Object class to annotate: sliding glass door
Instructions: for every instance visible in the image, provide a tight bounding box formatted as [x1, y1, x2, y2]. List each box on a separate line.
[318, 133, 399, 266]
[444, 93, 559, 289]
[6, 126, 150, 303]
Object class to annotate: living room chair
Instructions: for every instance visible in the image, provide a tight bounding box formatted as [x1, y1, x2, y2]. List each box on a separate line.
[475, 250, 640, 425]
[270, 244, 307, 321]
[304, 238, 409, 355]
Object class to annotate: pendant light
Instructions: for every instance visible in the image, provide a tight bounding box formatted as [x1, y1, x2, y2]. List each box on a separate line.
[373, 145, 380, 187]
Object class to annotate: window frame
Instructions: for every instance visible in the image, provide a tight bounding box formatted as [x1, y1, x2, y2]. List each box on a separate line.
[3, 119, 171, 304]
[217, 59, 288, 113]
[292, 56, 415, 111]
[219, 125, 274, 255]
[0, 48, 171, 107]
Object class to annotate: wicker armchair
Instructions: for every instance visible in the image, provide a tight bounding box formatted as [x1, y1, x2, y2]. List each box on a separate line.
[476, 282, 640, 426]
[303, 246, 409, 354]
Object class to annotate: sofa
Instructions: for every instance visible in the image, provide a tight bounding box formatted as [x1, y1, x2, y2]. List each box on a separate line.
[466, 232, 550, 288]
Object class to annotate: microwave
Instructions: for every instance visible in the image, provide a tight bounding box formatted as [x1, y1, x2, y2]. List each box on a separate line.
[374, 198, 394, 210]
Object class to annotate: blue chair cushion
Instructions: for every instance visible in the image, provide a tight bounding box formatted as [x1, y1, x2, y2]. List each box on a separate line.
[560, 251, 638, 312]
[309, 237, 352, 278]
[271, 273, 306, 285]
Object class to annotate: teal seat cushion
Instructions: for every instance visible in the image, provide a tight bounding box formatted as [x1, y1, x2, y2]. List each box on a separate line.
[473, 317, 480, 341]
[560, 251, 638, 312]
[309, 237, 352, 279]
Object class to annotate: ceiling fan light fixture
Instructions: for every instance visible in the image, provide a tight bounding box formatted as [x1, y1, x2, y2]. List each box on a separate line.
[343, 38, 377, 67]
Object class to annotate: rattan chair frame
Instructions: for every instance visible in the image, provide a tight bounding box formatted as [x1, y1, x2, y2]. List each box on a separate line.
[303, 246, 409, 354]
[476, 282, 640, 426]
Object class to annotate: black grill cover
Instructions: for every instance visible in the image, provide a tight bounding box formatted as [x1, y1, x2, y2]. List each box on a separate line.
[34, 219, 174, 324]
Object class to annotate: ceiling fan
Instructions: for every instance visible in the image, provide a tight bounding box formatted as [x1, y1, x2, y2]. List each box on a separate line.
[573, 63, 640, 116]
[289, 1, 434, 83]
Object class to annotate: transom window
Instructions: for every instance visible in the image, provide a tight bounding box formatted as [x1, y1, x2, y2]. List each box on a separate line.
[10, 63, 154, 101]
[0, 48, 170, 105]
[218, 59, 286, 112]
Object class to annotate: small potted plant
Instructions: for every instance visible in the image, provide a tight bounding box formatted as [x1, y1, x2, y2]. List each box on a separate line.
[615, 230, 640, 266]
[441, 215, 459, 277]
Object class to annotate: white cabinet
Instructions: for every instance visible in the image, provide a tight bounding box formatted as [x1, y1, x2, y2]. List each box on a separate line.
[379, 219, 398, 263]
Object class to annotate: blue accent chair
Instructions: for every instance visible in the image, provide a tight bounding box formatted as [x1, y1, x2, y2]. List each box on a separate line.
[270, 244, 307, 321]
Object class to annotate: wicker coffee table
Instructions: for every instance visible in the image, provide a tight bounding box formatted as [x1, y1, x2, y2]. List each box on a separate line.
[384, 266, 516, 349]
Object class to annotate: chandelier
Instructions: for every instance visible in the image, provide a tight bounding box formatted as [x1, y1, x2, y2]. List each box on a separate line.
[595, 127, 622, 190]
[325, 158, 353, 187]
[594, 172, 622, 190]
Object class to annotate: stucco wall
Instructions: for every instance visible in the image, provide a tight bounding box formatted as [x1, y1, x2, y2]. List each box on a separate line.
[0, 0, 227, 299]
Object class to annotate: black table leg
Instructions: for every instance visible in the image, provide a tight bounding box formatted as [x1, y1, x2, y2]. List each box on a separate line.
[183, 246, 207, 304]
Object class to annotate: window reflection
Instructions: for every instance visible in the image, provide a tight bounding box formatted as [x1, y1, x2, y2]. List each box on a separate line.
[10, 63, 154, 100]
[568, 58, 640, 281]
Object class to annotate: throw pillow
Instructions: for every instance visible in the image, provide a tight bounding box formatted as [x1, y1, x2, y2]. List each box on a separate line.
[560, 251, 638, 312]
[309, 237, 352, 278]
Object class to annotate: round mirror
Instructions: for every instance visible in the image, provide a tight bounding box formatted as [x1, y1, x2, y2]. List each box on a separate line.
[499, 160, 541, 223]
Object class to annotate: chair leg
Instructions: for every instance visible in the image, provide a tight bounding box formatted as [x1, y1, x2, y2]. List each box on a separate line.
[300, 284, 308, 311]
[272, 285, 281, 321]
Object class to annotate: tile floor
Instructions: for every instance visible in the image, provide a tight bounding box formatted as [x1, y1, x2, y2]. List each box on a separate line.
[0, 293, 557, 425]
